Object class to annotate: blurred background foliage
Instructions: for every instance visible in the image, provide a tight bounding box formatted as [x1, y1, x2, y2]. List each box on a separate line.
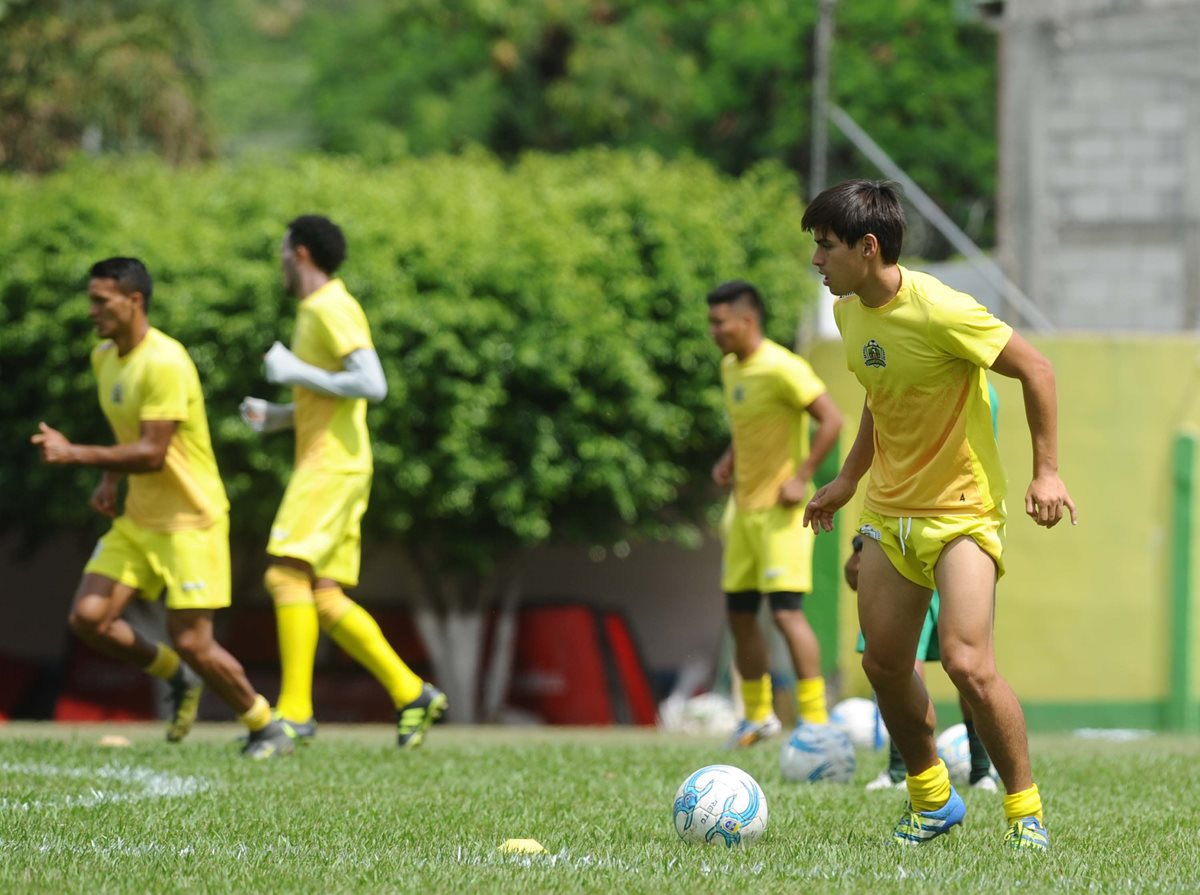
[1, 0, 999, 252]
[0, 152, 814, 576]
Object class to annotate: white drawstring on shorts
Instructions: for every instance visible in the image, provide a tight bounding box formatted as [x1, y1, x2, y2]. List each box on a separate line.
[898, 516, 913, 556]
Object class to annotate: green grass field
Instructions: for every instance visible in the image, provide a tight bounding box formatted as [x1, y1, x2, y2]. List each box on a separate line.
[1, 722, 1197, 893]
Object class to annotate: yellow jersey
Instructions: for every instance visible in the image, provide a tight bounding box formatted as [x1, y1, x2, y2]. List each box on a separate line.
[722, 339, 827, 512]
[833, 267, 1012, 516]
[291, 278, 375, 473]
[91, 327, 229, 532]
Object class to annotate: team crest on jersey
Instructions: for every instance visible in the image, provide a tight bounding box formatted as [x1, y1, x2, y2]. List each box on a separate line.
[110, 381, 124, 404]
[733, 385, 745, 403]
[862, 339, 886, 368]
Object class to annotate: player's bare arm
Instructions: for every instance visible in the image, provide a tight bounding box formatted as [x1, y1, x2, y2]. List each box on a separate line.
[803, 401, 874, 533]
[263, 342, 388, 402]
[88, 470, 124, 517]
[32, 419, 177, 473]
[989, 331, 1078, 528]
[780, 391, 843, 507]
[712, 444, 734, 488]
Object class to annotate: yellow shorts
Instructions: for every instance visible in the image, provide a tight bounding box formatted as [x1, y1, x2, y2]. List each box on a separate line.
[84, 515, 231, 610]
[268, 469, 370, 587]
[857, 505, 1007, 590]
[721, 502, 814, 594]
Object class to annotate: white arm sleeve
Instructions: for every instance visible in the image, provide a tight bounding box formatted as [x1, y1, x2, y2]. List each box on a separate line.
[239, 398, 295, 433]
[263, 343, 388, 402]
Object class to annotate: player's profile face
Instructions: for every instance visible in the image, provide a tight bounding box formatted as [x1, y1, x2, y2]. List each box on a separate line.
[810, 228, 862, 296]
[87, 277, 137, 338]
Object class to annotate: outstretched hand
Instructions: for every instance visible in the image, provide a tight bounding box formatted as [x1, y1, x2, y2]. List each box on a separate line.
[1025, 474, 1078, 528]
[31, 421, 76, 464]
[802, 475, 857, 533]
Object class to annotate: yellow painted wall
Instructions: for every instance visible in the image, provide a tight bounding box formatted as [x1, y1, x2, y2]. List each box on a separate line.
[809, 335, 1200, 705]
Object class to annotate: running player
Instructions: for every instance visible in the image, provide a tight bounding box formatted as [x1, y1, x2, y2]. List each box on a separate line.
[240, 214, 445, 748]
[32, 257, 294, 759]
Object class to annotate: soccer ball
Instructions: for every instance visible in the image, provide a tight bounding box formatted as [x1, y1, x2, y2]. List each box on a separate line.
[672, 764, 768, 847]
[779, 723, 856, 783]
[936, 722, 971, 785]
[829, 697, 888, 750]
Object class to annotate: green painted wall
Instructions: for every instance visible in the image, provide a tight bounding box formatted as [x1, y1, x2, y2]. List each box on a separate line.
[809, 335, 1200, 729]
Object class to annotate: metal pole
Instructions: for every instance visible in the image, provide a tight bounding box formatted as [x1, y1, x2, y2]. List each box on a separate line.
[809, 0, 837, 197]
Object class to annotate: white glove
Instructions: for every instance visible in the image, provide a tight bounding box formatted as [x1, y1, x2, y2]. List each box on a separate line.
[239, 397, 294, 433]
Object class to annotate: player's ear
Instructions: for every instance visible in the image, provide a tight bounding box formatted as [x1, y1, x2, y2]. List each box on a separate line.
[860, 235, 877, 258]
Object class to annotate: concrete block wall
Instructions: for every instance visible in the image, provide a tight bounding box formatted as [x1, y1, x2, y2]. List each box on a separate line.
[999, 0, 1200, 331]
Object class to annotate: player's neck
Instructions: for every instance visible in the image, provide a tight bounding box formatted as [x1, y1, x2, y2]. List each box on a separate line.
[855, 265, 903, 308]
[297, 269, 332, 300]
[733, 333, 764, 362]
[115, 318, 150, 357]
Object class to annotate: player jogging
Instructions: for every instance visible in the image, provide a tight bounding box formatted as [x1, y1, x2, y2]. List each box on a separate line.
[32, 257, 294, 759]
[802, 180, 1076, 851]
[240, 214, 446, 747]
[707, 280, 843, 748]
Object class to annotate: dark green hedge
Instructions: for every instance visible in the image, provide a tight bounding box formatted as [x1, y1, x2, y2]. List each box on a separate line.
[1, 150, 817, 572]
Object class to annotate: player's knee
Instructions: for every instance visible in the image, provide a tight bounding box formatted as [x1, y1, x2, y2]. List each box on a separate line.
[861, 651, 907, 688]
[313, 585, 353, 631]
[940, 652, 992, 702]
[68, 599, 110, 640]
[169, 625, 212, 663]
[264, 564, 311, 605]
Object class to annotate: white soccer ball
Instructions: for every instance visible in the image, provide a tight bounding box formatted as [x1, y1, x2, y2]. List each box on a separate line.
[779, 723, 856, 783]
[936, 722, 971, 785]
[829, 697, 888, 750]
[672, 764, 768, 847]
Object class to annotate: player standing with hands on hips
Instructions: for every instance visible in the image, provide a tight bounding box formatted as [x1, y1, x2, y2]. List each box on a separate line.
[801, 180, 1076, 850]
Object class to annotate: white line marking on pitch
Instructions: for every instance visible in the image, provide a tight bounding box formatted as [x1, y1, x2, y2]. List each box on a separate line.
[0, 761, 209, 811]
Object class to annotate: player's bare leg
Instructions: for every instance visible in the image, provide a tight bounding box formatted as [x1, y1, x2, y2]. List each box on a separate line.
[166, 609, 258, 713]
[67, 574, 156, 665]
[725, 605, 781, 747]
[934, 536, 1032, 793]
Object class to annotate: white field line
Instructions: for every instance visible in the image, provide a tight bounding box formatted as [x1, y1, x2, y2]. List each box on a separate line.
[0, 760, 209, 811]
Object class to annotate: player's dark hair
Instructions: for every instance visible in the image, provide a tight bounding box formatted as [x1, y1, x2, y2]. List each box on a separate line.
[801, 179, 906, 264]
[706, 280, 765, 322]
[89, 257, 153, 312]
[286, 214, 346, 274]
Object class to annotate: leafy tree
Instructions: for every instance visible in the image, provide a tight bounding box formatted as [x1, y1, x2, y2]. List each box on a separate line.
[0, 150, 815, 716]
[0, 0, 212, 172]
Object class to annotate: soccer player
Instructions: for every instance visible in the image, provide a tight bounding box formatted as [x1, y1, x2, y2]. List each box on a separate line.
[31, 257, 294, 759]
[240, 214, 445, 748]
[802, 180, 1076, 851]
[707, 280, 843, 749]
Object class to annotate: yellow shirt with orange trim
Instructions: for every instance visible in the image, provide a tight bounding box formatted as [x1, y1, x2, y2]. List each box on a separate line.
[291, 278, 374, 473]
[91, 327, 229, 532]
[833, 266, 1012, 516]
[722, 339, 827, 512]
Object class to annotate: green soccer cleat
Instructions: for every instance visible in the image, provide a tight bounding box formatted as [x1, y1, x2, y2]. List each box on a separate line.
[1004, 816, 1050, 851]
[241, 720, 296, 760]
[279, 716, 318, 743]
[893, 787, 966, 845]
[396, 684, 447, 749]
[164, 667, 204, 743]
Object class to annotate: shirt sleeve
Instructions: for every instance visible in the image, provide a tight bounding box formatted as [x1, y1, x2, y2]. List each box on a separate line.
[138, 351, 190, 422]
[778, 354, 827, 410]
[928, 290, 1013, 368]
[317, 296, 374, 360]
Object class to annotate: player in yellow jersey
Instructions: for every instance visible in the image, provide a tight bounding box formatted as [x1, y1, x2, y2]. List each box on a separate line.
[801, 181, 1077, 851]
[31, 257, 293, 759]
[240, 215, 445, 748]
[706, 280, 843, 749]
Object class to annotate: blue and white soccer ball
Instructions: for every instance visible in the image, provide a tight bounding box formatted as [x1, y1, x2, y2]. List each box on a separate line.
[672, 764, 768, 848]
[936, 722, 972, 785]
[779, 723, 856, 783]
[829, 697, 888, 750]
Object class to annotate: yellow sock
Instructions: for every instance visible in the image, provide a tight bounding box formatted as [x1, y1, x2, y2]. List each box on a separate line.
[1004, 784, 1043, 824]
[315, 586, 423, 706]
[265, 565, 318, 722]
[907, 759, 952, 813]
[144, 642, 181, 680]
[795, 675, 829, 724]
[239, 694, 272, 732]
[741, 673, 773, 723]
